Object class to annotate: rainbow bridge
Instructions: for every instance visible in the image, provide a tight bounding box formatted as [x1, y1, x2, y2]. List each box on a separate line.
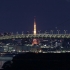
[0, 34, 70, 40]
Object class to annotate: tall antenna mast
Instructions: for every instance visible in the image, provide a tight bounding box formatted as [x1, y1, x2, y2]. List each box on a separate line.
[34, 16, 36, 35]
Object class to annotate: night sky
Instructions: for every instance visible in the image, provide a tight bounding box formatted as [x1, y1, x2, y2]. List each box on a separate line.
[0, 0, 70, 33]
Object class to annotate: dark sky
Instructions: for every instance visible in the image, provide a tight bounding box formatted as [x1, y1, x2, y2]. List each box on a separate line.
[0, 0, 70, 33]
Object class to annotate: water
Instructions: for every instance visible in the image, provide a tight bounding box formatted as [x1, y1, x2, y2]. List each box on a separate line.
[0, 61, 6, 69]
[0, 57, 12, 69]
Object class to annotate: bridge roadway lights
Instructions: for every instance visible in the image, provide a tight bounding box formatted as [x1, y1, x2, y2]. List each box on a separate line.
[0, 34, 70, 40]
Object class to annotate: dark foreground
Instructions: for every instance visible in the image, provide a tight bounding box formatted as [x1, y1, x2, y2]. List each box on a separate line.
[1, 53, 70, 70]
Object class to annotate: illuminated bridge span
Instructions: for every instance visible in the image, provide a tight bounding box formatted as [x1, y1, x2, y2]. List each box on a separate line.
[0, 34, 70, 40]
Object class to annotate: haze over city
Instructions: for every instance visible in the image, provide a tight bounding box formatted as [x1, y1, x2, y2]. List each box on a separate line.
[0, 0, 70, 33]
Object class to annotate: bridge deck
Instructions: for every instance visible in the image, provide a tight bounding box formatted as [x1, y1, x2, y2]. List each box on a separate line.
[0, 34, 70, 40]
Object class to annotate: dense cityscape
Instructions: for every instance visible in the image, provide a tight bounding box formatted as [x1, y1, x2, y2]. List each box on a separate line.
[0, 0, 70, 69]
[0, 17, 70, 54]
[0, 19, 70, 68]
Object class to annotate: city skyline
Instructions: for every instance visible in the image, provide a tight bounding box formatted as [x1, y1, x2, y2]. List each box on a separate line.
[0, 0, 70, 33]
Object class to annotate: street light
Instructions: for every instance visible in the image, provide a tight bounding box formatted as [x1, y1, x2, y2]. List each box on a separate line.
[16, 31, 18, 35]
[27, 31, 29, 34]
[22, 31, 24, 35]
[57, 30, 60, 34]
[38, 30, 41, 34]
[40, 30, 41, 34]
[50, 30, 53, 34]
[11, 32, 13, 35]
[45, 30, 47, 34]
[38, 31, 40, 34]
[64, 30, 67, 34]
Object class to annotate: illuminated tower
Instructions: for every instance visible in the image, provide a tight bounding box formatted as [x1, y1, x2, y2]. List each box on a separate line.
[34, 16, 36, 35]
[32, 16, 38, 45]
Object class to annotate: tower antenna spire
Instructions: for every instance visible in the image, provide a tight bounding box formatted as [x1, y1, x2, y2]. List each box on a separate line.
[34, 16, 36, 35]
